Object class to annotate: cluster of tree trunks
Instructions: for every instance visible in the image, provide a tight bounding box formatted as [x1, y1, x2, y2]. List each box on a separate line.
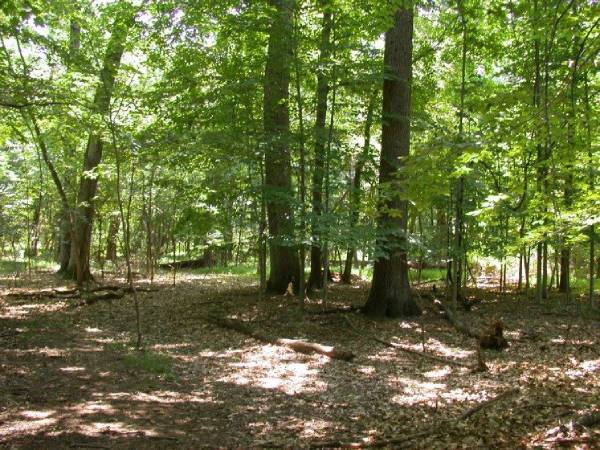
[21, 8, 134, 284]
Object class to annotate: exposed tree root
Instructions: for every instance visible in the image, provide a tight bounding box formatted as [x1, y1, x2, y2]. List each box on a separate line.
[203, 315, 355, 361]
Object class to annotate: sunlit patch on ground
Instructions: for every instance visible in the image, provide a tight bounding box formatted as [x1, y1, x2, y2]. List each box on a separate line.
[1, 273, 598, 448]
[218, 344, 328, 395]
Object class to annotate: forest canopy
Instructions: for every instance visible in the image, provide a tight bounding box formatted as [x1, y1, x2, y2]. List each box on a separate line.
[0, 0, 598, 309]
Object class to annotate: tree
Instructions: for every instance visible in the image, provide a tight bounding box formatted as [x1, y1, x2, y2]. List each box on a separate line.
[363, 2, 421, 318]
[67, 6, 135, 283]
[263, 0, 300, 294]
[308, 0, 333, 291]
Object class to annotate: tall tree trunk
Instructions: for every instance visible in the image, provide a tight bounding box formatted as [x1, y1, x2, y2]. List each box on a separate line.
[67, 9, 133, 284]
[363, 4, 420, 318]
[263, 0, 299, 294]
[584, 74, 595, 306]
[342, 91, 375, 284]
[308, 0, 332, 291]
[532, 0, 544, 302]
[293, 8, 307, 305]
[452, 0, 467, 308]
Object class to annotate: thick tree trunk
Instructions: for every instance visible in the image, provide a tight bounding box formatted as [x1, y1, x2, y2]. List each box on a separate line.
[263, 0, 299, 294]
[363, 5, 420, 318]
[308, 0, 332, 291]
[67, 10, 133, 284]
[342, 91, 375, 284]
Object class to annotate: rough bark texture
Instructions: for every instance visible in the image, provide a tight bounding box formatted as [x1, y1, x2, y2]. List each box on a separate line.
[263, 0, 299, 294]
[363, 6, 421, 318]
[67, 10, 133, 283]
[308, 0, 332, 291]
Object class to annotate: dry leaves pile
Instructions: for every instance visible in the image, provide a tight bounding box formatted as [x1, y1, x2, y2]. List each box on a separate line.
[0, 271, 598, 449]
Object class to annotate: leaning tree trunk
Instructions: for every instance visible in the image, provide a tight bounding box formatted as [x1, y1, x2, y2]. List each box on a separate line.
[363, 4, 421, 318]
[67, 9, 133, 284]
[308, 0, 332, 291]
[263, 0, 300, 294]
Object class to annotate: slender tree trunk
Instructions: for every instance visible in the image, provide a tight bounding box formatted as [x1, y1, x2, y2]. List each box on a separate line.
[532, 0, 544, 302]
[293, 7, 307, 305]
[363, 3, 420, 318]
[584, 74, 595, 306]
[321, 57, 338, 307]
[308, 0, 332, 291]
[263, 0, 299, 294]
[452, 1, 467, 308]
[258, 157, 267, 298]
[343, 91, 375, 283]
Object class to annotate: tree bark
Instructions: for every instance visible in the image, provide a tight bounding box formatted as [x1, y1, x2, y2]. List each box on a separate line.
[308, 0, 332, 291]
[263, 0, 299, 294]
[67, 9, 133, 283]
[362, 4, 420, 318]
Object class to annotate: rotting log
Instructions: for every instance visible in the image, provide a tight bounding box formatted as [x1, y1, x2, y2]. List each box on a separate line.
[204, 315, 355, 361]
[434, 299, 508, 351]
[80, 289, 125, 306]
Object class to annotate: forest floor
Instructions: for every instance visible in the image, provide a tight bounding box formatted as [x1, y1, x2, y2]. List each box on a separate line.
[1, 270, 599, 449]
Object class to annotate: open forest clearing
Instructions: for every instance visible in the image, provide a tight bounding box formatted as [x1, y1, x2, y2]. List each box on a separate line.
[1, 0, 599, 448]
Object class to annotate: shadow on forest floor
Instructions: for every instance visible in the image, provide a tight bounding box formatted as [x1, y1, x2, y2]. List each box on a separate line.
[1, 271, 599, 448]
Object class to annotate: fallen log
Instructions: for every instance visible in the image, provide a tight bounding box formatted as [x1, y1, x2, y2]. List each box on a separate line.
[158, 258, 210, 269]
[342, 315, 485, 371]
[435, 299, 508, 351]
[80, 289, 125, 306]
[204, 315, 355, 361]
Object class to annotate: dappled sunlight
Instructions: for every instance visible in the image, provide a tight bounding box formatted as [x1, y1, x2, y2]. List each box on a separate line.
[20, 410, 54, 419]
[0, 301, 67, 319]
[1, 270, 598, 448]
[397, 321, 418, 330]
[423, 338, 474, 359]
[0, 412, 58, 438]
[390, 375, 489, 407]
[423, 367, 452, 379]
[218, 344, 328, 395]
[59, 366, 86, 373]
[99, 390, 219, 405]
[77, 421, 159, 438]
[68, 400, 116, 416]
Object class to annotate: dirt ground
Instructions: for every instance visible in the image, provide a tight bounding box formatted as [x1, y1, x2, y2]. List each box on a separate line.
[1, 271, 599, 449]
